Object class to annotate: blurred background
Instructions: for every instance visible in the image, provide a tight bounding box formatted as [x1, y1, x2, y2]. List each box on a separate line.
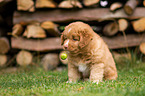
[0, 0, 145, 72]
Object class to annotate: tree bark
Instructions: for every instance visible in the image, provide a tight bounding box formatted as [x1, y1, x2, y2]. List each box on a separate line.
[13, 8, 145, 24]
[11, 33, 145, 50]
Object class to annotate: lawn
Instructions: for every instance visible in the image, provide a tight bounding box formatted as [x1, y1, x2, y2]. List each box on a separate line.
[0, 58, 145, 96]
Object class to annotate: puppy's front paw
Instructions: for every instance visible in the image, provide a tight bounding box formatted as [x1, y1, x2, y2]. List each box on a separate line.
[66, 81, 73, 83]
[92, 80, 101, 84]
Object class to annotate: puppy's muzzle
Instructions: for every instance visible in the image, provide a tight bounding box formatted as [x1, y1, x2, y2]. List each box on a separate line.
[63, 40, 69, 50]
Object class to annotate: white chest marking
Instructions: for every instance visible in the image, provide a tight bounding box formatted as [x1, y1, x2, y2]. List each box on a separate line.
[78, 64, 88, 73]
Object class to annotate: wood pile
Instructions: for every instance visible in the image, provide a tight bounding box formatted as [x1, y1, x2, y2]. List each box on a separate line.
[0, 0, 145, 70]
[0, 0, 15, 67]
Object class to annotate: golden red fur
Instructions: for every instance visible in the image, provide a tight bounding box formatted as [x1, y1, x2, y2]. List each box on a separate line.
[61, 22, 118, 83]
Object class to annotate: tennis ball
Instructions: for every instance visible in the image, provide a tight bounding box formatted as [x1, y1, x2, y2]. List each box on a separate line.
[61, 53, 67, 60]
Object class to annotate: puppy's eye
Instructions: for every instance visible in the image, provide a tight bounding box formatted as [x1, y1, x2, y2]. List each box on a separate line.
[72, 36, 79, 41]
[73, 38, 78, 41]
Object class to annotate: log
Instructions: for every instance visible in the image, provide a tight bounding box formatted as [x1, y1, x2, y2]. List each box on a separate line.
[110, 2, 123, 12]
[59, 51, 68, 65]
[139, 42, 145, 55]
[0, 54, 7, 67]
[11, 33, 145, 51]
[83, 0, 99, 7]
[40, 21, 60, 37]
[11, 37, 62, 51]
[11, 24, 23, 37]
[103, 21, 119, 36]
[118, 19, 129, 32]
[0, 37, 10, 54]
[17, 0, 35, 12]
[20, 21, 40, 26]
[16, 50, 33, 66]
[35, 0, 57, 8]
[132, 17, 145, 33]
[13, 8, 145, 24]
[41, 53, 59, 71]
[23, 24, 46, 38]
[124, 0, 138, 15]
[58, 0, 82, 8]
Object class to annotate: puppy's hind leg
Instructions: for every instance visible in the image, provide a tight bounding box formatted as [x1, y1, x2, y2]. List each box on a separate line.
[89, 63, 104, 84]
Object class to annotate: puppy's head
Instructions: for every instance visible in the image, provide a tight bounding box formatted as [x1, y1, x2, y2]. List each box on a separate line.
[61, 22, 94, 53]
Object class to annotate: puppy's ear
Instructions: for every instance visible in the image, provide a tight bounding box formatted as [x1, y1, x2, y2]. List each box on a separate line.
[79, 29, 93, 49]
[61, 34, 64, 45]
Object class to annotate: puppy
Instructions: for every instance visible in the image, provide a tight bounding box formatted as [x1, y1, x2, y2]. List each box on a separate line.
[61, 22, 118, 83]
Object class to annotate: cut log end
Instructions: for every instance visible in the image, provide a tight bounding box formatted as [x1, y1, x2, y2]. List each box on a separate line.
[143, 0, 145, 6]
[124, 5, 133, 15]
[0, 54, 7, 67]
[0, 38, 10, 54]
[124, 0, 138, 15]
[132, 17, 145, 33]
[83, 0, 99, 6]
[16, 50, 33, 66]
[110, 2, 123, 12]
[41, 53, 59, 71]
[103, 21, 119, 36]
[35, 0, 57, 8]
[23, 24, 46, 38]
[12, 24, 23, 36]
[118, 19, 128, 32]
[58, 0, 82, 8]
[139, 42, 145, 55]
[41, 21, 60, 37]
[17, 0, 35, 12]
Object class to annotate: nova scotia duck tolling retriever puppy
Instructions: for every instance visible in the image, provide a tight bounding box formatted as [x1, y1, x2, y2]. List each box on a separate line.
[61, 21, 118, 83]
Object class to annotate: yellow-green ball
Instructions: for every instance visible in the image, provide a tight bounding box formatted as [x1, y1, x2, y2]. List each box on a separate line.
[61, 53, 67, 60]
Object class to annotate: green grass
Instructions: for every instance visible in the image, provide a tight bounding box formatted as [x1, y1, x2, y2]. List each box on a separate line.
[0, 59, 145, 96]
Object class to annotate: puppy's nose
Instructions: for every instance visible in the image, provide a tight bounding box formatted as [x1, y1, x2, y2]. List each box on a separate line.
[63, 40, 69, 50]
[64, 43, 68, 50]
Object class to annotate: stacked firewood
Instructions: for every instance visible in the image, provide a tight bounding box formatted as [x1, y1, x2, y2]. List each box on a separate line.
[1, 0, 145, 70]
[0, 0, 15, 68]
[10, 20, 64, 69]
[16, 0, 145, 11]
